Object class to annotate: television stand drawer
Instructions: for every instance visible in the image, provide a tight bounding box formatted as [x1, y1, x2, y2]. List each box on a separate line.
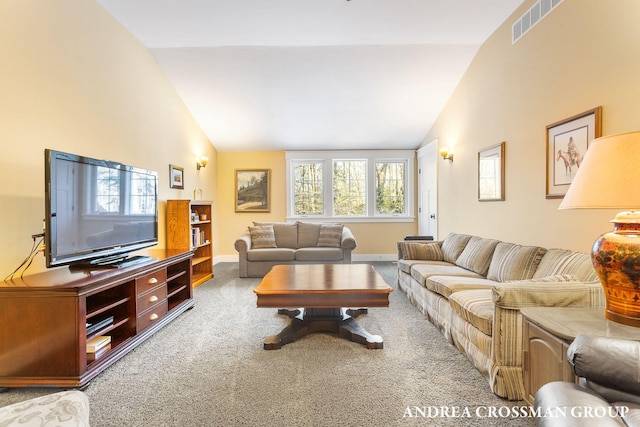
[137, 284, 168, 314]
[137, 300, 168, 332]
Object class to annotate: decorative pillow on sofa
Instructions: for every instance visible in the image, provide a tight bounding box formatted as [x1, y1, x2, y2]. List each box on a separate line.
[317, 224, 343, 248]
[455, 236, 499, 276]
[248, 225, 277, 249]
[486, 242, 547, 282]
[441, 233, 473, 263]
[400, 242, 444, 261]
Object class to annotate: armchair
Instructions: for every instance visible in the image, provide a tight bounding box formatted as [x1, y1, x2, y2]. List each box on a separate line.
[534, 334, 640, 426]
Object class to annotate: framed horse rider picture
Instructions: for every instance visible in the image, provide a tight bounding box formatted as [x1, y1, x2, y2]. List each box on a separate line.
[545, 106, 602, 199]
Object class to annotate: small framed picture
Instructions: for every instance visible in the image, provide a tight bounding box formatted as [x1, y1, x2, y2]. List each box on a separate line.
[169, 164, 184, 189]
[478, 142, 505, 201]
[235, 169, 271, 212]
[546, 107, 602, 199]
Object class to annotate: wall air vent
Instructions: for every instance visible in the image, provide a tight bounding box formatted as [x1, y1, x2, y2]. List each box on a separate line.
[512, 0, 564, 43]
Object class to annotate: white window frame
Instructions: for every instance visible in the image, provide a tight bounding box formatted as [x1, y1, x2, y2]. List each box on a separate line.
[286, 150, 415, 223]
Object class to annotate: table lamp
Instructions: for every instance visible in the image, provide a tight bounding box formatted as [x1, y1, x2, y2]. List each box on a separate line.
[559, 131, 640, 327]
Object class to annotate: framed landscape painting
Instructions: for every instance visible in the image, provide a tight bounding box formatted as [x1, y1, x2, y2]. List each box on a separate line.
[235, 169, 271, 212]
[169, 164, 184, 189]
[545, 107, 601, 199]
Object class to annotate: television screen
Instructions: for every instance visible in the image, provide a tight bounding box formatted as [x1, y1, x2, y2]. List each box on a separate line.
[45, 149, 159, 268]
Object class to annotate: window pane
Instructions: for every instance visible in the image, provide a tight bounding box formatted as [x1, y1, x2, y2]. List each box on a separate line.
[294, 162, 324, 215]
[375, 161, 405, 214]
[130, 171, 156, 215]
[333, 160, 366, 216]
[95, 166, 120, 213]
[479, 156, 501, 200]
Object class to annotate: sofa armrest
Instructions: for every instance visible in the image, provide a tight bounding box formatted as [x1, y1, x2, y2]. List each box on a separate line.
[568, 335, 640, 403]
[235, 230, 252, 253]
[235, 230, 252, 278]
[341, 227, 357, 250]
[492, 281, 604, 310]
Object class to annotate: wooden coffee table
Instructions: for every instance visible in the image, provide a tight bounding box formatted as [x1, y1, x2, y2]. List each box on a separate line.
[254, 264, 393, 350]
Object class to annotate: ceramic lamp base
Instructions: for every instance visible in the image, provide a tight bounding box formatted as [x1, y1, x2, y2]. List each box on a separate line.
[592, 220, 640, 328]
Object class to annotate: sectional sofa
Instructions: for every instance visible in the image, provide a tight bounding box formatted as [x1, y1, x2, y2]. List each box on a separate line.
[397, 233, 603, 401]
[235, 221, 356, 277]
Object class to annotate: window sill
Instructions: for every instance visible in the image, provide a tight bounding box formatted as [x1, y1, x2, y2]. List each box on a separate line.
[287, 216, 415, 223]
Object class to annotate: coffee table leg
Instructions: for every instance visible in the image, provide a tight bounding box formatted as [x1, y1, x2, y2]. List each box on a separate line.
[263, 308, 383, 350]
[338, 317, 383, 349]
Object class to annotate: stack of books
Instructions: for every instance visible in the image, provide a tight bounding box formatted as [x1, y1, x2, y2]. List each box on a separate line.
[87, 335, 111, 362]
[191, 227, 207, 247]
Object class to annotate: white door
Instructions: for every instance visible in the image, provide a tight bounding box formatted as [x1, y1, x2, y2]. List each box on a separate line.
[417, 141, 437, 239]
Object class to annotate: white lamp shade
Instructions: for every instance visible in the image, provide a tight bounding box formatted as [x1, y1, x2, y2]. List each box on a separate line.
[559, 131, 640, 210]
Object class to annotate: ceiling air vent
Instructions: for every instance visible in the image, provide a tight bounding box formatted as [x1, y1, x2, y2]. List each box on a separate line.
[512, 0, 564, 43]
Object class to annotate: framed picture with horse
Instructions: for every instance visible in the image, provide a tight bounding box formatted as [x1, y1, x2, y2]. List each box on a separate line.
[545, 106, 602, 199]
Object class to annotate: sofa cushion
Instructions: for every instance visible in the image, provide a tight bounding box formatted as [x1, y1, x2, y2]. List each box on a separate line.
[295, 247, 344, 261]
[400, 242, 444, 261]
[487, 243, 547, 282]
[426, 276, 496, 299]
[248, 225, 277, 248]
[297, 222, 322, 247]
[455, 237, 499, 276]
[246, 248, 296, 262]
[410, 262, 483, 287]
[397, 259, 435, 274]
[449, 289, 494, 336]
[317, 224, 344, 247]
[441, 233, 472, 263]
[532, 249, 598, 282]
[253, 222, 298, 248]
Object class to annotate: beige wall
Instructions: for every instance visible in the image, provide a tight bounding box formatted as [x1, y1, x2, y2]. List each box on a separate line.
[425, 0, 640, 253]
[6, 0, 631, 277]
[0, 0, 216, 276]
[215, 151, 415, 258]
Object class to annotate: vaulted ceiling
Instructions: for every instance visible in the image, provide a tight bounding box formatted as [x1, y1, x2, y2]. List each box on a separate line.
[96, 0, 524, 151]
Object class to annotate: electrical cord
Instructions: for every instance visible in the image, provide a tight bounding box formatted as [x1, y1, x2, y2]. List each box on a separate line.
[4, 236, 44, 281]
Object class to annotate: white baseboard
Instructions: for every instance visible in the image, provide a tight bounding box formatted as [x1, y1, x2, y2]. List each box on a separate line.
[213, 254, 398, 264]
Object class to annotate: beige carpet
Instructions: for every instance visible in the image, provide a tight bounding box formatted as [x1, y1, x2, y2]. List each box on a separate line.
[0, 262, 533, 426]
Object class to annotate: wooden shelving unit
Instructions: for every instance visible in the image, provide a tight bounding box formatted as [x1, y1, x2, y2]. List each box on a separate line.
[0, 249, 194, 388]
[166, 200, 214, 287]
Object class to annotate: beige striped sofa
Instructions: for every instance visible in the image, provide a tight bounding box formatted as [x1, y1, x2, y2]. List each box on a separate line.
[397, 233, 604, 401]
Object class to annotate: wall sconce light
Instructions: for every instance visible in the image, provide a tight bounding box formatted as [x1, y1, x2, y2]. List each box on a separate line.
[196, 156, 208, 170]
[440, 147, 454, 163]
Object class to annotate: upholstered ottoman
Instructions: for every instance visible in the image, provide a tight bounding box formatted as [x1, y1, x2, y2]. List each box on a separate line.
[0, 390, 89, 426]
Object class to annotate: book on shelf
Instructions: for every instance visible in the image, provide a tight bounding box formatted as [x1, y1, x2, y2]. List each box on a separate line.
[191, 227, 200, 247]
[87, 335, 111, 353]
[86, 315, 114, 336]
[87, 343, 111, 362]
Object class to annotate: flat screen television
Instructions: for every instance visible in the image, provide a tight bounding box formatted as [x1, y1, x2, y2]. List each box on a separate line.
[44, 149, 159, 268]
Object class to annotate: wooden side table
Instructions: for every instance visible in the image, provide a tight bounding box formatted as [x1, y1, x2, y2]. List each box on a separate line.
[521, 307, 639, 405]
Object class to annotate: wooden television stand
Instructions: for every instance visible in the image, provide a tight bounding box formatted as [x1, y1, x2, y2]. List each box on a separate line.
[0, 249, 195, 388]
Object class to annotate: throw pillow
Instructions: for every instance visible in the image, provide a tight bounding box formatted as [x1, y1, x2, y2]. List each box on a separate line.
[317, 224, 343, 248]
[400, 242, 444, 261]
[248, 225, 277, 249]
